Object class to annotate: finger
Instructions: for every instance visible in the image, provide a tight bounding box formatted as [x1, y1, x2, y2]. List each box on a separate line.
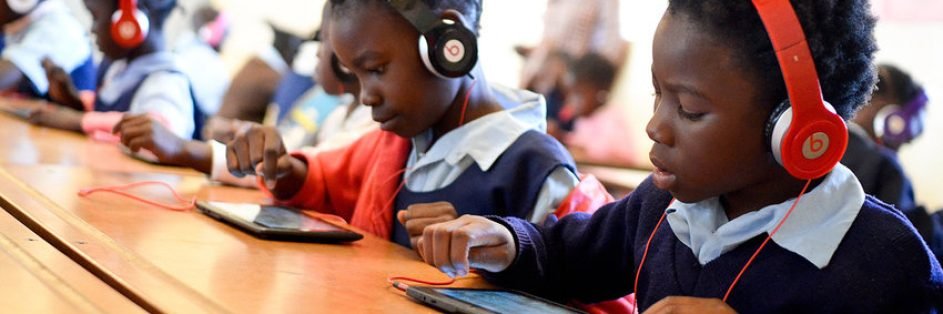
[433, 220, 469, 277]
[126, 137, 154, 153]
[261, 132, 284, 186]
[404, 216, 456, 236]
[396, 209, 408, 225]
[449, 224, 476, 277]
[233, 136, 254, 175]
[226, 142, 245, 177]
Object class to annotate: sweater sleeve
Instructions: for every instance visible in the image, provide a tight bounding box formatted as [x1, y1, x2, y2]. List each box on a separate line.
[480, 178, 667, 303]
[267, 130, 384, 221]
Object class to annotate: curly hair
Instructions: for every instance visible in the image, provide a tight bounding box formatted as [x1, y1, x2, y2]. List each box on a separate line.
[876, 64, 923, 105]
[566, 52, 617, 91]
[330, 0, 483, 34]
[666, 0, 877, 119]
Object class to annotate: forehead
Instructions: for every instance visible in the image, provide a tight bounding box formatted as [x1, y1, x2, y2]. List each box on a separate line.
[329, 3, 418, 61]
[652, 12, 761, 101]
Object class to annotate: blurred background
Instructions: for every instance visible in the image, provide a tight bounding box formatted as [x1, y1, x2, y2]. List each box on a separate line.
[60, 0, 943, 212]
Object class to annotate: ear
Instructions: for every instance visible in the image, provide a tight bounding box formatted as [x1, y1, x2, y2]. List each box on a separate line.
[439, 9, 476, 36]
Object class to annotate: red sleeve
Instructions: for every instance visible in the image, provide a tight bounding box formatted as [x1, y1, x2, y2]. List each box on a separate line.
[269, 130, 386, 221]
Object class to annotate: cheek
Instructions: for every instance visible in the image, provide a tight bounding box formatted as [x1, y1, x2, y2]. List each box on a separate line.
[675, 119, 769, 191]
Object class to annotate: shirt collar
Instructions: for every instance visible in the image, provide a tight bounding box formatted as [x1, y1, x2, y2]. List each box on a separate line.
[665, 164, 865, 269]
[98, 52, 180, 104]
[409, 85, 546, 171]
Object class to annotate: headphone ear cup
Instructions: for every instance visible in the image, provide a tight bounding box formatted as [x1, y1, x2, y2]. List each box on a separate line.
[111, 5, 150, 48]
[7, 0, 38, 14]
[771, 100, 847, 179]
[766, 100, 792, 166]
[331, 54, 356, 83]
[417, 22, 478, 79]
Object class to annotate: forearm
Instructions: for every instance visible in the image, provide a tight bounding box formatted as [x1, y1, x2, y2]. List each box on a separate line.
[180, 141, 213, 175]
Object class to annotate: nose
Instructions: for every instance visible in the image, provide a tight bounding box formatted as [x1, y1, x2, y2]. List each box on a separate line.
[646, 100, 674, 146]
[360, 85, 381, 107]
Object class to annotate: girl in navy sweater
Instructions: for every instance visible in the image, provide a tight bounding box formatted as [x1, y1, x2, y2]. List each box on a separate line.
[416, 0, 943, 312]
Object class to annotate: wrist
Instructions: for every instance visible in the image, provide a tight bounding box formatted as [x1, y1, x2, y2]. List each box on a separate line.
[182, 141, 213, 174]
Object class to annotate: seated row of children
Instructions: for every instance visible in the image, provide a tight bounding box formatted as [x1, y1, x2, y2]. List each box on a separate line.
[4, 0, 941, 312]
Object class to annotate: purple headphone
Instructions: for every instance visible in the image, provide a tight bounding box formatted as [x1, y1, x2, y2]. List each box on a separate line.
[876, 88, 929, 149]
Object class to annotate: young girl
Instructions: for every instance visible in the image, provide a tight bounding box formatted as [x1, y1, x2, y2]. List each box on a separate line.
[416, 0, 943, 312]
[30, 0, 202, 142]
[225, 0, 597, 249]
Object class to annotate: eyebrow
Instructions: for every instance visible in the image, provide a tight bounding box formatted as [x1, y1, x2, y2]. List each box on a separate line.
[664, 81, 711, 102]
[351, 51, 383, 69]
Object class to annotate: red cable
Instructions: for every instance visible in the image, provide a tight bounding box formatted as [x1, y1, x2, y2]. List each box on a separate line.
[722, 179, 812, 302]
[632, 203, 671, 314]
[457, 79, 478, 127]
[78, 180, 195, 211]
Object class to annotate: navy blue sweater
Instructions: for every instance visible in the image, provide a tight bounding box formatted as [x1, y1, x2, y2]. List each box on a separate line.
[483, 177, 943, 313]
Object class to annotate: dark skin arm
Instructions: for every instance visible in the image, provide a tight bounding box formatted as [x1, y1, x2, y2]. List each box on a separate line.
[396, 202, 459, 249]
[215, 57, 281, 122]
[27, 104, 84, 132]
[225, 124, 307, 197]
[0, 60, 26, 93]
[42, 58, 85, 111]
[113, 114, 213, 174]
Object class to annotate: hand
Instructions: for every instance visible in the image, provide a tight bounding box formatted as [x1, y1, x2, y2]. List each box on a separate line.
[396, 202, 459, 249]
[643, 297, 736, 314]
[416, 215, 517, 278]
[202, 117, 253, 143]
[42, 58, 83, 111]
[27, 104, 83, 132]
[114, 113, 188, 164]
[226, 124, 304, 192]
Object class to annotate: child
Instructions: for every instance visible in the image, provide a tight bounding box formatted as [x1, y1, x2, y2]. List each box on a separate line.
[842, 64, 925, 215]
[0, 0, 95, 100]
[547, 52, 617, 140]
[116, 1, 375, 188]
[225, 0, 589, 249]
[29, 0, 203, 142]
[416, 0, 943, 312]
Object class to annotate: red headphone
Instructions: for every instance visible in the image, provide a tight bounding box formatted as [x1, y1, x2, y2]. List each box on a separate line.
[759, 0, 847, 180]
[111, 0, 149, 48]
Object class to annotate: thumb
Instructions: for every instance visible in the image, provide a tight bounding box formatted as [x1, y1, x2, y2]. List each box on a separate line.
[397, 210, 408, 224]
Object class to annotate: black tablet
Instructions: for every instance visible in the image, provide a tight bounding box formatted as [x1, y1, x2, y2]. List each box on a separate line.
[196, 201, 363, 243]
[406, 287, 585, 314]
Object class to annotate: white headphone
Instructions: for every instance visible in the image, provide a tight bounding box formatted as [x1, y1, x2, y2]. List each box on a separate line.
[7, 0, 38, 14]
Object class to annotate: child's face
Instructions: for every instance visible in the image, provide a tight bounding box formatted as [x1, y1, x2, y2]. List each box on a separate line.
[84, 0, 126, 59]
[562, 76, 605, 118]
[329, 3, 462, 138]
[648, 12, 779, 203]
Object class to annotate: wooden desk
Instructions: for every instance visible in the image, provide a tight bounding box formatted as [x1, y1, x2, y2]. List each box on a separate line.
[0, 201, 142, 313]
[0, 98, 487, 312]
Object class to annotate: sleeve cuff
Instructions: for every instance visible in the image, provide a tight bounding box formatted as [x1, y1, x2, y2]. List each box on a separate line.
[208, 140, 262, 188]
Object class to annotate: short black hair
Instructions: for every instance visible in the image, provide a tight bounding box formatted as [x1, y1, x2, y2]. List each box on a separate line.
[330, 0, 483, 34]
[566, 52, 617, 91]
[876, 63, 923, 105]
[667, 0, 877, 120]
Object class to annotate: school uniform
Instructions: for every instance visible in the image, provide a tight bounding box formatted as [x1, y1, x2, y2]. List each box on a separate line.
[83, 52, 202, 141]
[264, 85, 585, 247]
[2, 0, 95, 96]
[841, 122, 916, 214]
[173, 32, 229, 116]
[481, 164, 943, 313]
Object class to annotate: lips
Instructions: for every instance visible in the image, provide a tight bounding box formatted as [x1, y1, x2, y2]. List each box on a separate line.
[371, 110, 396, 131]
[649, 154, 677, 191]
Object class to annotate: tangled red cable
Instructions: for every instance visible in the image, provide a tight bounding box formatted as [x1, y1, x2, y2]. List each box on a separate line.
[77, 180, 196, 211]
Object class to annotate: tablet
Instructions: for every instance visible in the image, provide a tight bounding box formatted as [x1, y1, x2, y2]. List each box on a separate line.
[406, 287, 585, 314]
[196, 201, 363, 243]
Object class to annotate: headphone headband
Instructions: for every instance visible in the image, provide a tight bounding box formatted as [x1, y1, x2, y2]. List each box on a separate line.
[387, 0, 440, 34]
[754, 0, 848, 180]
[753, 0, 824, 118]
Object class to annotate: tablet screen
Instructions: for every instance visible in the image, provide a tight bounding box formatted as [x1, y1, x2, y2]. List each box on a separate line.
[204, 201, 344, 232]
[434, 288, 580, 314]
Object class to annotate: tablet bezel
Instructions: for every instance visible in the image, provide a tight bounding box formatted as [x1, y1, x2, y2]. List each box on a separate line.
[196, 201, 363, 243]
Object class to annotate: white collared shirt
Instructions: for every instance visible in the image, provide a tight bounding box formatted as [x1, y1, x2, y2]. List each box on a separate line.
[666, 164, 866, 269]
[2, 0, 91, 94]
[404, 85, 578, 223]
[98, 52, 195, 139]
